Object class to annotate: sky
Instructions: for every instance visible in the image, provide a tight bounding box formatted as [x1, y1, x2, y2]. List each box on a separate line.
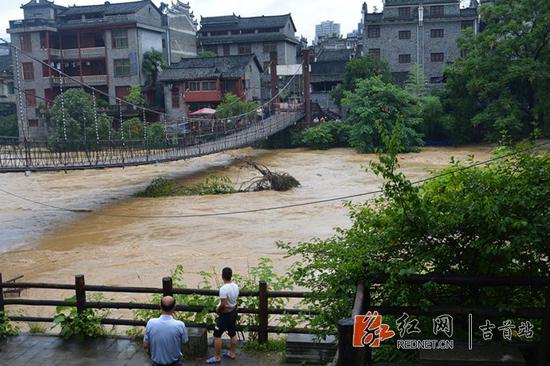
[0, 0, 386, 44]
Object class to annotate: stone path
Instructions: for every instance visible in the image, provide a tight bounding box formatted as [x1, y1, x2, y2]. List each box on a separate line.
[0, 334, 282, 366]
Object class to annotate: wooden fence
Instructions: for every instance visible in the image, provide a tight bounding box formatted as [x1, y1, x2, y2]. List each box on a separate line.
[0, 273, 315, 343]
[336, 274, 550, 366]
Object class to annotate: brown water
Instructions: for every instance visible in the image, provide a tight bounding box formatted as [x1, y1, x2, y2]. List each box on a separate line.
[0, 146, 493, 290]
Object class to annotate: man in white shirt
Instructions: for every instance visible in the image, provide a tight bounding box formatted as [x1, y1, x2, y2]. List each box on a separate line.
[144, 296, 188, 366]
[206, 267, 240, 364]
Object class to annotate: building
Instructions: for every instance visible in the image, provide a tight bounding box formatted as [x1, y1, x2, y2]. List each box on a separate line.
[197, 14, 299, 67]
[362, 0, 479, 85]
[159, 54, 263, 119]
[163, 0, 197, 63]
[7, 0, 169, 139]
[310, 48, 353, 115]
[0, 49, 16, 117]
[315, 21, 341, 42]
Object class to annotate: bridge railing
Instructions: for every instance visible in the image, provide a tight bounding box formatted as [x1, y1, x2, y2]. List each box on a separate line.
[0, 109, 304, 172]
[0, 273, 316, 343]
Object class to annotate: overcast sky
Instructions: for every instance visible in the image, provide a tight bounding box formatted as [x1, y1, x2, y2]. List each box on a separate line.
[0, 0, 388, 44]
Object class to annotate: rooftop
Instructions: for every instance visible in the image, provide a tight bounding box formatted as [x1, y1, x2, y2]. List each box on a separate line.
[58, 0, 157, 17]
[384, 0, 459, 5]
[198, 32, 299, 46]
[200, 14, 296, 33]
[159, 54, 263, 82]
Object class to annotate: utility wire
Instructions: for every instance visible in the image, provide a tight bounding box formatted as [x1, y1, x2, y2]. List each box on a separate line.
[0, 141, 547, 219]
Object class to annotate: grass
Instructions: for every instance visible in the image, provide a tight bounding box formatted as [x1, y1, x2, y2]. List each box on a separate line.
[28, 323, 46, 334]
[241, 338, 286, 353]
[137, 175, 237, 198]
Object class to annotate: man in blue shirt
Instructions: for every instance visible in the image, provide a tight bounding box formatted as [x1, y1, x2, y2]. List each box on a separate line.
[144, 296, 189, 366]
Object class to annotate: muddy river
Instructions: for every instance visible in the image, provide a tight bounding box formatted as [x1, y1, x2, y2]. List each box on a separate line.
[0, 146, 493, 299]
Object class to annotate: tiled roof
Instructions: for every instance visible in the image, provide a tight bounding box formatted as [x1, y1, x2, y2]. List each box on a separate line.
[316, 49, 353, 62]
[385, 0, 458, 5]
[21, 0, 65, 10]
[199, 32, 299, 46]
[159, 54, 262, 82]
[200, 14, 296, 32]
[59, 0, 154, 17]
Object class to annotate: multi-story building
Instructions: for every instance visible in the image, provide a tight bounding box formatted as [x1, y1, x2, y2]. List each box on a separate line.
[159, 54, 263, 119]
[7, 0, 169, 139]
[197, 14, 299, 67]
[362, 0, 479, 85]
[163, 0, 197, 63]
[315, 21, 341, 42]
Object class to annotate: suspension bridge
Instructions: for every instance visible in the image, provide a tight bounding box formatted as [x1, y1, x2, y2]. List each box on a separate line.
[0, 40, 312, 173]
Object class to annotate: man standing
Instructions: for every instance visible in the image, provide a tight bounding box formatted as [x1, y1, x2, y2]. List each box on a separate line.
[144, 296, 189, 366]
[206, 267, 240, 364]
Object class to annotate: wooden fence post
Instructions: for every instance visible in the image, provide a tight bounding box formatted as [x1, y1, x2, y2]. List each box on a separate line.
[363, 285, 372, 366]
[537, 285, 550, 366]
[75, 275, 86, 315]
[163, 277, 173, 297]
[258, 280, 268, 344]
[336, 317, 362, 366]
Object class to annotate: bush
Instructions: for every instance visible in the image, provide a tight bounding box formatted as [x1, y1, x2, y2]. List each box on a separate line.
[0, 311, 19, 337]
[137, 175, 236, 197]
[293, 121, 352, 150]
[0, 114, 18, 137]
[280, 135, 550, 338]
[53, 295, 109, 340]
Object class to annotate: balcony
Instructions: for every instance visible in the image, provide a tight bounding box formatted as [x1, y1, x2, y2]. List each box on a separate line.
[184, 90, 223, 103]
[48, 75, 108, 87]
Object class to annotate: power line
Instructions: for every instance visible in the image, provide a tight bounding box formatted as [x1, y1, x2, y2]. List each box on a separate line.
[1, 141, 547, 219]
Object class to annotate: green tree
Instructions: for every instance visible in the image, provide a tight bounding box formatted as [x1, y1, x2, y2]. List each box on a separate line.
[0, 114, 18, 137]
[293, 120, 352, 149]
[48, 89, 114, 149]
[332, 55, 392, 105]
[121, 117, 144, 140]
[142, 50, 166, 87]
[444, 0, 550, 143]
[126, 86, 145, 107]
[281, 138, 550, 338]
[342, 76, 424, 152]
[420, 95, 448, 141]
[405, 63, 427, 97]
[215, 93, 257, 119]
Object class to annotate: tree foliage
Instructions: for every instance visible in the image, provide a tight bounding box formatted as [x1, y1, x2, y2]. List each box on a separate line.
[405, 63, 427, 97]
[292, 120, 352, 150]
[215, 93, 257, 119]
[342, 76, 424, 152]
[332, 55, 392, 105]
[126, 86, 145, 107]
[443, 0, 550, 143]
[142, 50, 166, 87]
[0, 114, 18, 137]
[281, 136, 550, 337]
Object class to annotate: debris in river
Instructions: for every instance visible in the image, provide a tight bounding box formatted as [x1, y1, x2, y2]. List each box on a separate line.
[238, 159, 301, 192]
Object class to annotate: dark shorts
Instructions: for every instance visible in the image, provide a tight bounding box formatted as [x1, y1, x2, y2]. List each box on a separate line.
[214, 310, 238, 338]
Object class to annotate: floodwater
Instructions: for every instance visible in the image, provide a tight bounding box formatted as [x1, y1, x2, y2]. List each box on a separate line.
[0, 146, 493, 291]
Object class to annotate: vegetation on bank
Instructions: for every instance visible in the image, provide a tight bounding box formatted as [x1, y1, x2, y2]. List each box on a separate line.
[279, 129, 550, 341]
[0, 114, 18, 138]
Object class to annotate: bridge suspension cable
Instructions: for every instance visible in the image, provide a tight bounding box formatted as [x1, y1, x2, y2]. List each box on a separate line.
[0, 141, 547, 219]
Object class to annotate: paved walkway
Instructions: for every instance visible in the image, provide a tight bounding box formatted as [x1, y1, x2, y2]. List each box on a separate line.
[0, 334, 282, 366]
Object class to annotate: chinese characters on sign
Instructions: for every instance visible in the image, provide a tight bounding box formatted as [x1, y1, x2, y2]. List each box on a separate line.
[353, 312, 535, 350]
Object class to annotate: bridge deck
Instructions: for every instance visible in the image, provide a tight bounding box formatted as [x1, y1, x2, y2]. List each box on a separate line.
[0, 111, 304, 173]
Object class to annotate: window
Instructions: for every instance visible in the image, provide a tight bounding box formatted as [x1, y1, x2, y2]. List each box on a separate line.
[201, 81, 216, 90]
[114, 59, 131, 77]
[171, 87, 180, 108]
[399, 30, 411, 40]
[223, 45, 230, 56]
[431, 52, 444, 62]
[25, 89, 36, 107]
[238, 45, 251, 54]
[188, 81, 200, 91]
[431, 29, 444, 38]
[162, 39, 166, 49]
[263, 43, 277, 54]
[111, 30, 128, 49]
[40, 31, 48, 49]
[22, 62, 34, 80]
[28, 119, 39, 127]
[20, 34, 32, 52]
[430, 5, 444, 17]
[398, 7, 411, 18]
[398, 54, 411, 64]
[115, 86, 130, 100]
[367, 26, 380, 38]
[368, 48, 381, 59]
[461, 20, 474, 30]
[210, 31, 229, 36]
